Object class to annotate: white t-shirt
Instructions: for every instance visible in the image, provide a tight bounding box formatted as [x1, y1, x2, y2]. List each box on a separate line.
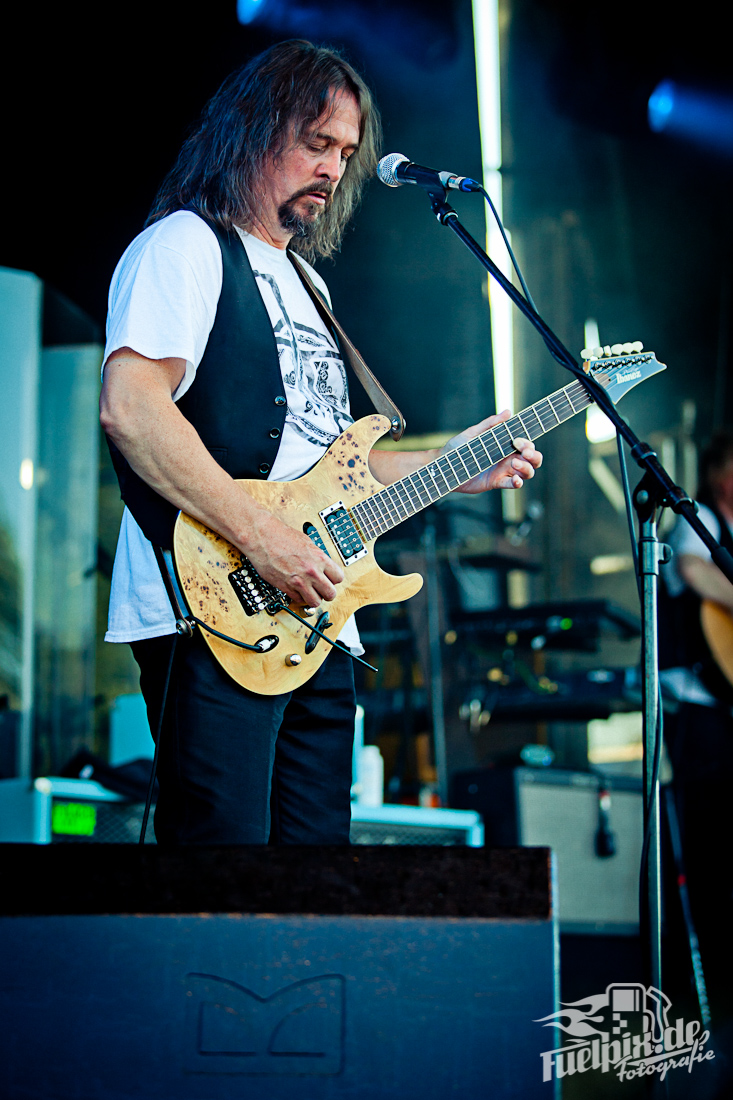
[664, 504, 728, 597]
[103, 210, 360, 651]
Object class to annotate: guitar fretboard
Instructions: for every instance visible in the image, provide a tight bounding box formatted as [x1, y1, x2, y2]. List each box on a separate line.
[350, 378, 594, 540]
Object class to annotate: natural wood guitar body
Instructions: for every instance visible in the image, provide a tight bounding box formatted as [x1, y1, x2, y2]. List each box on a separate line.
[700, 598, 733, 689]
[173, 415, 422, 695]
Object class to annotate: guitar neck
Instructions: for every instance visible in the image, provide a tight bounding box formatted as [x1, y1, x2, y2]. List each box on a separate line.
[350, 378, 594, 539]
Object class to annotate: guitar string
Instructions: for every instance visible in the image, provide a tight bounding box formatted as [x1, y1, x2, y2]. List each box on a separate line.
[349, 377, 594, 538]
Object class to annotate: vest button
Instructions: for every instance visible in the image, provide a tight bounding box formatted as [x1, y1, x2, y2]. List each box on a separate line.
[274, 395, 286, 406]
[259, 462, 270, 475]
[269, 427, 281, 439]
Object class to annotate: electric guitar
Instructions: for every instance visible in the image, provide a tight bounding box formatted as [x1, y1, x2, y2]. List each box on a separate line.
[173, 347, 666, 694]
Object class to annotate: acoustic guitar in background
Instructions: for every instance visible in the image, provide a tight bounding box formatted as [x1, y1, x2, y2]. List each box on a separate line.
[700, 600, 733, 690]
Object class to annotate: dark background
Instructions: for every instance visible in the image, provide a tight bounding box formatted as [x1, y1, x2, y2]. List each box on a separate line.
[3, 0, 733, 760]
[3, 0, 731, 435]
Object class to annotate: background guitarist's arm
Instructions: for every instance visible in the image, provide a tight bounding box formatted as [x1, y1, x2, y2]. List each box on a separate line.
[100, 347, 344, 607]
[368, 409, 543, 490]
[677, 554, 733, 611]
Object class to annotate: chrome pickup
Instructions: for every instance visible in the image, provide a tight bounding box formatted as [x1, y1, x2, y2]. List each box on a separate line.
[318, 501, 368, 565]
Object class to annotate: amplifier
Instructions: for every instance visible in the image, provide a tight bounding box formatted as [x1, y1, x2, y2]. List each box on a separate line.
[452, 766, 643, 933]
[0, 779, 483, 848]
[350, 805, 483, 846]
[0, 778, 155, 844]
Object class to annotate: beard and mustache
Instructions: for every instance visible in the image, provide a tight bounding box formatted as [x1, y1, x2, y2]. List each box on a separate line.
[278, 181, 333, 239]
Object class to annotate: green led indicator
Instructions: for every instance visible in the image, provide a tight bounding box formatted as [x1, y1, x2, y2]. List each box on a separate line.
[560, 618, 573, 631]
[52, 801, 97, 837]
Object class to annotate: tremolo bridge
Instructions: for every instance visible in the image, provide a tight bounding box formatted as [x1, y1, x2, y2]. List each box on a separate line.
[228, 558, 289, 617]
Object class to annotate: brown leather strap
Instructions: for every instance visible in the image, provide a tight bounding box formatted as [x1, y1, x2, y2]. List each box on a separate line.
[289, 252, 406, 440]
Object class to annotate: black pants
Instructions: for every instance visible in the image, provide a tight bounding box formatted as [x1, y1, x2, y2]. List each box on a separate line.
[665, 702, 733, 960]
[131, 632, 356, 845]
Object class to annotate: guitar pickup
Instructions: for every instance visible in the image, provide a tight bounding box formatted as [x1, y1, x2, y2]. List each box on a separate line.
[318, 502, 368, 565]
[304, 522, 330, 555]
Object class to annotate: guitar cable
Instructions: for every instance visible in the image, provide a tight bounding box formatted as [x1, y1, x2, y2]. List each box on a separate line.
[139, 632, 178, 845]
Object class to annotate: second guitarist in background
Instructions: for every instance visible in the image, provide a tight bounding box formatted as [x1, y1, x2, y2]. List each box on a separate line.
[661, 429, 733, 987]
[99, 41, 542, 846]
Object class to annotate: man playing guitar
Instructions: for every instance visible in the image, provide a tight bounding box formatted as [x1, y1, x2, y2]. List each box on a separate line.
[100, 40, 542, 845]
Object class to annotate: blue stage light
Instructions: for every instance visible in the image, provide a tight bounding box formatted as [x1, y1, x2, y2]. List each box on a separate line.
[648, 81, 675, 132]
[648, 79, 733, 157]
[237, 0, 268, 25]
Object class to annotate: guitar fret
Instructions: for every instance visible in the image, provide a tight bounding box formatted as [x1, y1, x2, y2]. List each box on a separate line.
[475, 433, 495, 465]
[394, 480, 415, 517]
[570, 383, 592, 411]
[437, 456, 460, 491]
[389, 483, 410, 520]
[459, 444, 481, 478]
[549, 391, 573, 421]
[480, 429, 505, 464]
[407, 472, 429, 509]
[514, 412, 533, 440]
[505, 418, 525, 447]
[378, 488, 401, 527]
[565, 384, 584, 413]
[426, 459, 446, 493]
[368, 494, 391, 531]
[468, 437, 488, 464]
[359, 498, 383, 536]
[493, 423, 514, 455]
[523, 407, 545, 438]
[411, 470, 433, 508]
[539, 396, 561, 428]
[424, 462, 447, 497]
[350, 506, 373, 542]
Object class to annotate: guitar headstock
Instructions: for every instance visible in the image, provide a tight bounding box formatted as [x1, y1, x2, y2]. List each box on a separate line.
[580, 341, 667, 405]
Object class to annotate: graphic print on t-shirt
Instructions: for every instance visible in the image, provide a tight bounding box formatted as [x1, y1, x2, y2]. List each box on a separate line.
[254, 270, 353, 447]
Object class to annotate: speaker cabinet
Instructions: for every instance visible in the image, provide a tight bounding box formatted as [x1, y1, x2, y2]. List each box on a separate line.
[0, 846, 557, 1100]
[453, 766, 643, 933]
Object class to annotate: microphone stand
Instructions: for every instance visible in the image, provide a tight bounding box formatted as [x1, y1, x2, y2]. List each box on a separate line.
[421, 185, 733, 999]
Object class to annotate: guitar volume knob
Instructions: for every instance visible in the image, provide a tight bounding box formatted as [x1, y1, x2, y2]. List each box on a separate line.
[286, 653, 302, 666]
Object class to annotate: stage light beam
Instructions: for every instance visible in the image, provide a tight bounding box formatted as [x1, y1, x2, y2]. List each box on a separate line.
[648, 79, 733, 157]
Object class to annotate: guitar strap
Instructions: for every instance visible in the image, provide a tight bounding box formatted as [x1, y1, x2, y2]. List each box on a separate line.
[288, 251, 406, 441]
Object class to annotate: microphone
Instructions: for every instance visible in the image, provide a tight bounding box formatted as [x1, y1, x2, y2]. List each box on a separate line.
[377, 152, 482, 193]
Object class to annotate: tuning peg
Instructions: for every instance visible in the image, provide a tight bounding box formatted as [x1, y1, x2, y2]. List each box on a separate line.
[621, 342, 633, 354]
[592, 346, 603, 358]
[603, 345, 612, 357]
[580, 348, 594, 360]
[631, 341, 644, 352]
[611, 343, 624, 355]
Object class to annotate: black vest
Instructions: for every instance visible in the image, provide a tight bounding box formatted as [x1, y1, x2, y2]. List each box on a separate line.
[108, 218, 288, 547]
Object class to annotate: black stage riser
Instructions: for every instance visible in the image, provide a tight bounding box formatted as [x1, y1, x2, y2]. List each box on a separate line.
[0, 846, 557, 1100]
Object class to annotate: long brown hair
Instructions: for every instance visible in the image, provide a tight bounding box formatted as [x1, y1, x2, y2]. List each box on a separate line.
[146, 40, 381, 262]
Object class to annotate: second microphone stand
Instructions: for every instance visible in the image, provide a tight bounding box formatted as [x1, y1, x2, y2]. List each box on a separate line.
[420, 184, 733, 1001]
